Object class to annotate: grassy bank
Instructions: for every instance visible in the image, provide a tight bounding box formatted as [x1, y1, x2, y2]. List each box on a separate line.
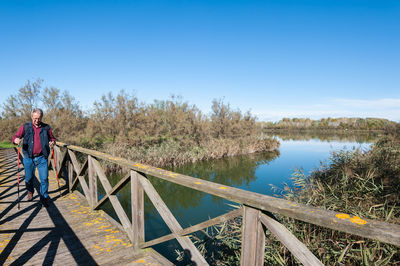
[0, 141, 14, 148]
[198, 135, 400, 265]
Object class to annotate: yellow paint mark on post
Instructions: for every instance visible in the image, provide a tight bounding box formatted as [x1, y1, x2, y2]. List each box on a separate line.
[169, 173, 178, 178]
[219, 186, 228, 190]
[350, 216, 367, 225]
[335, 213, 367, 225]
[336, 213, 350, 220]
[195, 181, 202, 184]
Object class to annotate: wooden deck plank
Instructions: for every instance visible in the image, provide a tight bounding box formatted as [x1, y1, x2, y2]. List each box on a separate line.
[0, 148, 170, 265]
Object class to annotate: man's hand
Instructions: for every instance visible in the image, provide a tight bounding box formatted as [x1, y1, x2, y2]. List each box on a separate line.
[14, 138, 21, 145]
[49, 141, 55, 148]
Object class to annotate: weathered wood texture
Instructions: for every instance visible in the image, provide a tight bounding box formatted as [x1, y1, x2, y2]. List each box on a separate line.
[241, 206, 265, 266]
[131, 170, 144, 251]
[91, 157, 133, 242]
[0, 148, 166, 265]
[137, 172, 208, 265]
[142, 207, 243, 248]
[57, 141, 400, 247]
[88, 155, 98, 209]
[260, 212, 323, 266]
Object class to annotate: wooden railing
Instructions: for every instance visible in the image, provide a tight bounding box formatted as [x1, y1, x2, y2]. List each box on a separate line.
[51, 142, 400, 266]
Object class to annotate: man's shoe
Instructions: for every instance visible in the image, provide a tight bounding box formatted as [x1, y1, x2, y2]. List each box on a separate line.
[41, 197, 50, 208]
[27, 191, 33, 201]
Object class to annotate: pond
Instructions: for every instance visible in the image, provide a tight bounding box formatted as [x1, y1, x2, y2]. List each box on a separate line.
[96, 132, 379, 262]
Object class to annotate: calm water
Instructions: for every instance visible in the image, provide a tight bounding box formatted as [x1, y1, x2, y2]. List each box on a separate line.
[98, 133, 378, 262]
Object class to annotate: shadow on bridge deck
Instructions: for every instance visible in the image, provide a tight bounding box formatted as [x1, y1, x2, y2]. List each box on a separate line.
[0, 148, 167, 265]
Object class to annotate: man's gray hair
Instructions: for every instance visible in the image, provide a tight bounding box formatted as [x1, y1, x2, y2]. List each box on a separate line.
[31, 108, 44, 118]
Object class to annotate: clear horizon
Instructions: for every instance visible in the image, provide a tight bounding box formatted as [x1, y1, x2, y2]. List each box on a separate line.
[1, 0, 399, 122]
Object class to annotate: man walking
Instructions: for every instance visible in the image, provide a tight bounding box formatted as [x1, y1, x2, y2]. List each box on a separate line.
[12, 108, 56, 208]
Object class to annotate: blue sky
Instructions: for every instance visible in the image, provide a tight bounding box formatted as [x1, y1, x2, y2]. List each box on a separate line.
[1, 0, 399, 121]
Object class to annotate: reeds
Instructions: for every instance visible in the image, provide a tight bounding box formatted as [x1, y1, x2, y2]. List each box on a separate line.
[197, 136, 400, 265]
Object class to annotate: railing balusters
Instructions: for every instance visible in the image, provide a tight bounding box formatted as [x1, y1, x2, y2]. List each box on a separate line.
[65, 150, 94, 206]
[137, 173, 209, 265]
[259, 213, 323, 266]
[91, 158, 112, 192]
[67, 150, 80, 172]
[67, 150, 80, 192]
[91, 157, 134, 241]
[142, 208, 243, 248]
[93, 172, 130, 210]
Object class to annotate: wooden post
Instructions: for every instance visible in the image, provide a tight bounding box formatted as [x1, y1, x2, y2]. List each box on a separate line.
[241, 206, 265, 266]
[131, 170, 144, 250]
[68, 160, 73, 193]
[88, 155, 97, 209]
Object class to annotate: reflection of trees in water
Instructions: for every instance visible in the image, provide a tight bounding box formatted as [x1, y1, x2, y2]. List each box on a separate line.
[103, 150, 280, 220]
[264, 130, 382, 143]
[171, 150, 280, 187]
[97, 151, 281, 263]
[163, 150, 280, 208]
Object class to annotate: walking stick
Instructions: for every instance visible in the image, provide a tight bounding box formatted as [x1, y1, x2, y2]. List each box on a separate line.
[51, 148, 61, 195]
[17, 143, 20, 210]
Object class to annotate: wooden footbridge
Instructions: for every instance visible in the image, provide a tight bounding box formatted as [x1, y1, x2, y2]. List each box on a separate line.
[0, 143, 399, 265]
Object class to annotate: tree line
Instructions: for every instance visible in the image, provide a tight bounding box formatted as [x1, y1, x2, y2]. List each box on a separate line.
[261, 117, 399, 131]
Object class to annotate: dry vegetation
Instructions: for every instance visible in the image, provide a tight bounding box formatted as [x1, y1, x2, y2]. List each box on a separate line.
[0, 79, 279, 167]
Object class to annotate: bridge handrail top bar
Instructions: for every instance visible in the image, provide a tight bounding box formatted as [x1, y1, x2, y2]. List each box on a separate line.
[56, 142, 400, 246]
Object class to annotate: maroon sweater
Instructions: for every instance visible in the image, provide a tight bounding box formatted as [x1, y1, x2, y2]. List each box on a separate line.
[12, 123, 56, 156]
